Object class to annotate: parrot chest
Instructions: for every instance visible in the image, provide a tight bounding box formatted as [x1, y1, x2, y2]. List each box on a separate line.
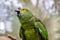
[24, 29, 40, 40]
[20, 18, 42, 40]
[21, 20, 35, 30]
[21, 23, 41, 40]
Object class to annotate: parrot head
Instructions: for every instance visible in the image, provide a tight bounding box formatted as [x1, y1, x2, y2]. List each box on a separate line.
[15, 8, 33, 22]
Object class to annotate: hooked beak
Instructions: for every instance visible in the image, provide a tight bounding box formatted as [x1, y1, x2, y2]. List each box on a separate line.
[15, 8, 21, 12]
[15, 8, 20, 13]
[15, 8, 22, 17]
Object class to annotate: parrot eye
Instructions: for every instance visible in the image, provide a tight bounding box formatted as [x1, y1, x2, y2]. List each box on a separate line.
[20, 9, 26, 13]
[22, 9, 24, 10]
[21, 9, 25, 11]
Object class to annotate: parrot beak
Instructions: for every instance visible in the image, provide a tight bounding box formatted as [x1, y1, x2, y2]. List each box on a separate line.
[15, 8, 20, 11]
[15, 10, 19, 12]
[15, 8, 22, 17]
[15, 10, 20, 15]
[15, 8, 20, 13]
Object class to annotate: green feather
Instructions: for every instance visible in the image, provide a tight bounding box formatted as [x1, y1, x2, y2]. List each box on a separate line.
[16, 8, 48, 40]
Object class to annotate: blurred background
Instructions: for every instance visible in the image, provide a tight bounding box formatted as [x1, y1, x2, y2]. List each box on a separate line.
[0, 0, 60, 40]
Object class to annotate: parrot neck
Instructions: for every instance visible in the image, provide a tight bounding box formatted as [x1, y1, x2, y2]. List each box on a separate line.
[19, 17, 35, 25]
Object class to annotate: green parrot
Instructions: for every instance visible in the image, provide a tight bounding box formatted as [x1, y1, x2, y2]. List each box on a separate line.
[15, 8, 48, 40]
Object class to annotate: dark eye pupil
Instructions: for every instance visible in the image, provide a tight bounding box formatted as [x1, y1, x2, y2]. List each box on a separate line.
[23, 9, 24, 10]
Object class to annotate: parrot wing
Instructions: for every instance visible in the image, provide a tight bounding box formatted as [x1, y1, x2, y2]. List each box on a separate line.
[19, 27, 26, 40]
[34, 19, 48, 40]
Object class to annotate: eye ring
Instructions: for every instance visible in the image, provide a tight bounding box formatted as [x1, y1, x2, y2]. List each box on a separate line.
[21, 9, 25, 11]
[22, 9, 24, 10]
